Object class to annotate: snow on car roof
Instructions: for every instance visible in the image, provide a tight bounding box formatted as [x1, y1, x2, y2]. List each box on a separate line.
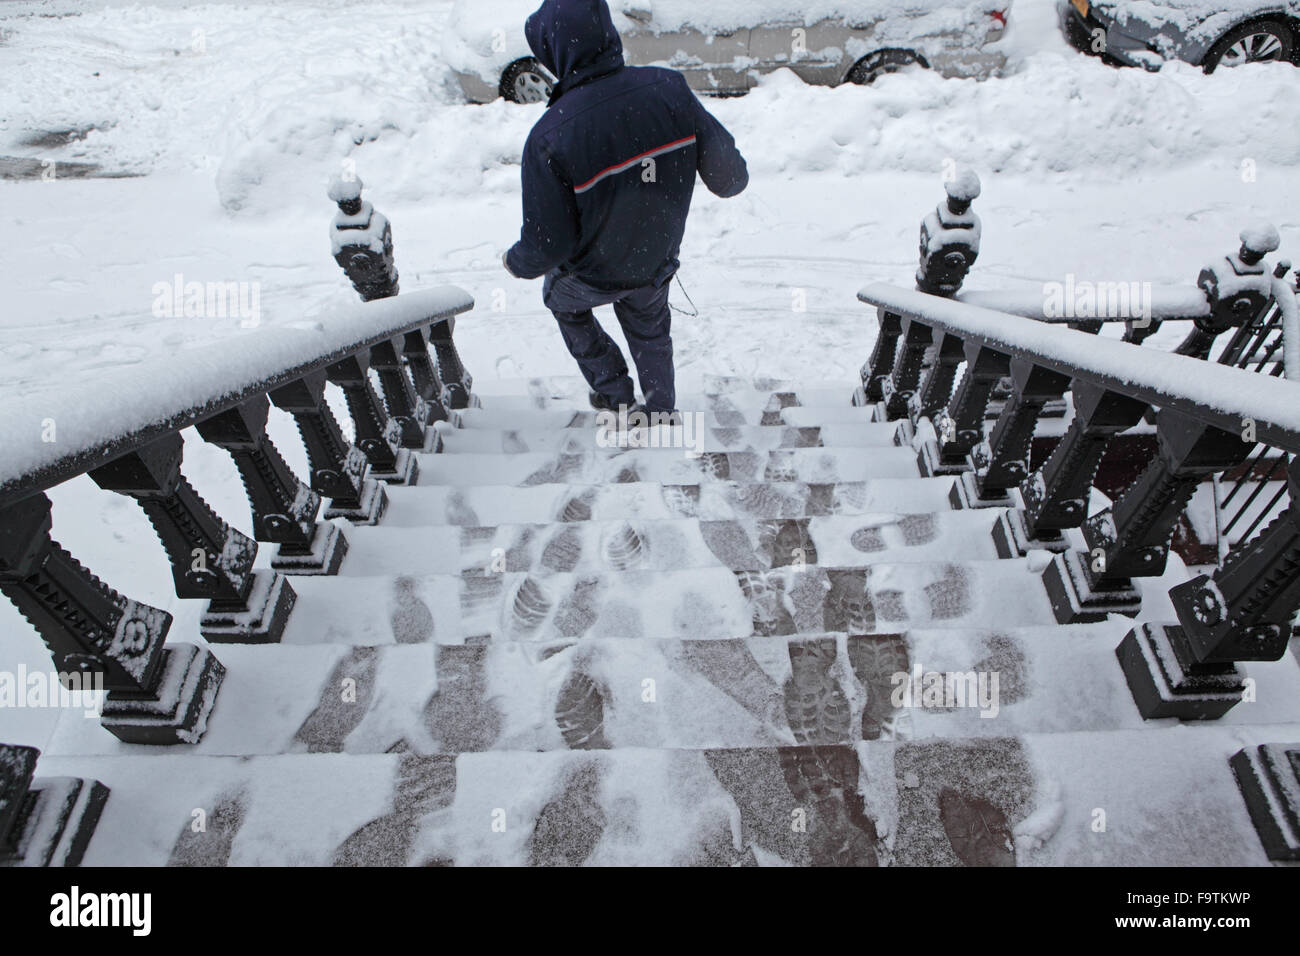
[444, 0, 1000, 83]
[453, 0, 999, 36]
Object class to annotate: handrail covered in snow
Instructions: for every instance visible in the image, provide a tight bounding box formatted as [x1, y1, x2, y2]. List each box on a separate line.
[956, 286, 1210, 324]
[855, 266, 1300, 735]
[0, 286, 473, 507]
[858, 174, 1295, 437]
[860, 282, 1300, 451]
[0, 257, 477, 747]
[851, 172, 1300, 747]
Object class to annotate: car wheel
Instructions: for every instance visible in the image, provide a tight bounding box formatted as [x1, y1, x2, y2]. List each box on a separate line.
[846, 49, 928, 85]
[1202, 20, 1293, 73]
[499, 58, 554, 103]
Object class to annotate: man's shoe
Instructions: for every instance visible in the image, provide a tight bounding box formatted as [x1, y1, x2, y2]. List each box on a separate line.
[589, 390, 634, 412]
[630, 405, 683, 427]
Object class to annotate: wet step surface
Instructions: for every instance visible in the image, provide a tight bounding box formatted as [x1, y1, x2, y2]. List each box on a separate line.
[454, 401, 880, 430]
[40, 724, 1295, 865]
[782, 405, 882, 426]
[44, 627, 1300, 758]
[339, 511, 1004, 576]
[455, 375, 867, 428]
[414, 446, 924, 487]
[277, 559, 1058, 646]
[467, 374, 855, 406]
[379, 477, 962, 526]
[433, 421, 903, 455]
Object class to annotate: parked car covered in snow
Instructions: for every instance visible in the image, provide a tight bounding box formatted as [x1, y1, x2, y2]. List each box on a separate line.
[443, 0, 1013, 104]
[1061, 0, 1300, 71]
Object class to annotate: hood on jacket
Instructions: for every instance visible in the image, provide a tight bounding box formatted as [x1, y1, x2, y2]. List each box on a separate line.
[525, 0, 625, 103]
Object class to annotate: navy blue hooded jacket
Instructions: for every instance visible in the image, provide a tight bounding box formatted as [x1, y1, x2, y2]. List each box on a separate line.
[505, 0, 749, 291]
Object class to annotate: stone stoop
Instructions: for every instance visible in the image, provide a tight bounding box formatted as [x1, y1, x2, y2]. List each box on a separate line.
[16, 377, 1300, 867]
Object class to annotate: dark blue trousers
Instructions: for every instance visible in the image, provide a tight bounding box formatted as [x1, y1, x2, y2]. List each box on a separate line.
[542, 269, 676, 414]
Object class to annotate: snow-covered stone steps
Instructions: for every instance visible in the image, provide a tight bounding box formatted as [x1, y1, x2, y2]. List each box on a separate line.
[780, 406, 886, 427]
[41, 628, 1300, 759]
[34, 363, 1288, 869]
[466, 374, 855, 407]
[465, 394, 856, 419]
[338, 511, 1003, 577]
[413, 446, 923, 487]
[273, 559, 1058, 646]
[378, 477, 962, 526]
[38, 724, 1296, 865]
[432, 421, 903, 455]
[452, 402, 881, 430]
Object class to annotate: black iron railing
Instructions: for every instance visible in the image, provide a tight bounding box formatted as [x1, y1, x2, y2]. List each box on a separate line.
[0, 185, 475, 753]
[858, 277, 1300, 707]
[857, 172, 1300, 860]
[1210, 268, 1298, 564]
[1, 178, 479, 865]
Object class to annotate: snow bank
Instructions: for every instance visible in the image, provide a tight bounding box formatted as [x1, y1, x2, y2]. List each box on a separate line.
[219, 48, 1300, 215]
[4, 0, 1298, 218]
[734, 51, 1300, 180]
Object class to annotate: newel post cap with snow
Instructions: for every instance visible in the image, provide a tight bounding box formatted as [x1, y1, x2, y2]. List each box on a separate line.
[1240, 223, 1281, 265]
[944, 169, 981, 214]
[328, 173, 365, 214]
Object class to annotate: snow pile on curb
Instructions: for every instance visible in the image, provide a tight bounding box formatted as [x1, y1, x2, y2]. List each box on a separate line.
[4, 1, 1298, 217]
[728, 52, 1300, 180]
[225, 49, 1300, 213]
[229, 48, 1300, 215]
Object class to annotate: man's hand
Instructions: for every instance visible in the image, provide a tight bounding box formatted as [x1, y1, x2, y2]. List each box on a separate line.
[502, 250, 520, 278]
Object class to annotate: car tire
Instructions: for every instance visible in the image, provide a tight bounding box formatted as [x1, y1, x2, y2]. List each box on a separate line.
[1202, 20, 1294, 73]
[846, 48, 928, 85]
[499, 57, 554, 103]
